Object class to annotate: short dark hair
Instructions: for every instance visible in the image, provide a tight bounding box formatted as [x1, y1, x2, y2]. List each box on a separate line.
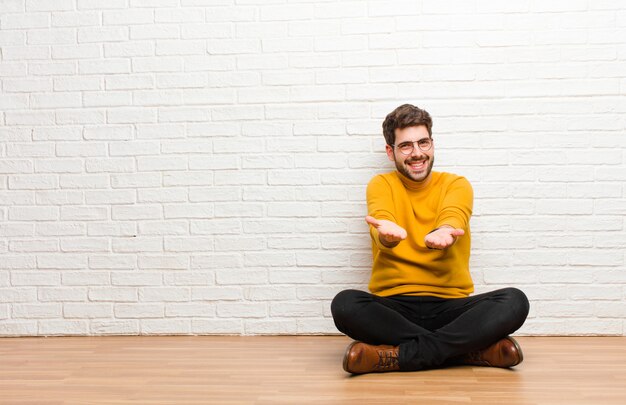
[382, 104, 433, 146]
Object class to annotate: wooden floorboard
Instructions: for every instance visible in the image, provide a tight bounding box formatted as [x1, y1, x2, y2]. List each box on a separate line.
[1, 336, 625, 404]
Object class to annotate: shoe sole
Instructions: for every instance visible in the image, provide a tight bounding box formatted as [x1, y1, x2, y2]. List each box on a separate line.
[342, 341, 360, 373]
[506, 336, 524, 367]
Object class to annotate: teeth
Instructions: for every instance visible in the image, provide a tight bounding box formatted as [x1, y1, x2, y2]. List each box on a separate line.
[408, 161, 425, 170]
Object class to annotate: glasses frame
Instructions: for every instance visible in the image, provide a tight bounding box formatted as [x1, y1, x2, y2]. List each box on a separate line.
[392, 138, 433, 155]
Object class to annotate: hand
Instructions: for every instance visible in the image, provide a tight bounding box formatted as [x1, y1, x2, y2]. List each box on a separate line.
[424, 227, 464, 250]
[365, 215, 407, 247]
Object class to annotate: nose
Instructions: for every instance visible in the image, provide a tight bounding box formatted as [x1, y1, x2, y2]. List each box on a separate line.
[409, 142, 425, 157]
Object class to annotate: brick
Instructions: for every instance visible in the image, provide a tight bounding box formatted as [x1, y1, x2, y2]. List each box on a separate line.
[60, 206, 108, 221]
[164, 272, 214, 286]
[139, 287, 190, 302]
[62, 272, 110, 286]
[164, 203, 214, 219]
[241, 186, 293, 201]
[89, 287, 137, 302]
[11, 271, 60, 286]
[0, 322, 38, 336]
[138, 220, 187, 235]
[217, 302, 266, 318]
[209, 71, 261, 87]
[27, 28, 75, 45]
[165, 237, 214, 252]
[8, 206, 59, 221]
[0, 191, 35, 205]
[191, 286, 243, 301]
[155, 8, 204, 23]
[190, 219, 241, 235]
[56, 109, 106, 125]
[8, 175, 58, 190]
[245, 319, 297, 335]
[184, 55, 235, 72]
[165, 141, 213, 154]
[87, 223, 136, 237]
[4, 78, 52, 93]
[39, 287, 87, 302]
[35, 191, 82, 205]
[0, 287, 37, 303]
[112, 272, 162, 286]
[296, 251, 350, 268]
[159, 107, 210, 122]
[165, 303, 215, 317]
[52, 11, 100, 27]
[269, 301, 322, 317]
[90, 320, 140, 335]
[39, 320, 89, 335]
[182, 23, 231, 39]
[36, 223, 85, 237]
[115, 303, 163, 318]
[214, 267, 267, 285]
[27, 0, 74, 11]
[164, 172, 214, 186]
[238, 87, 290, 103]
[29, 61, 76, 76]
[78, 26, 128, 43]
[156, 39, 205, 56]
[103, 9, 154, 25]
[213, 170, 262, 186]
[0, 94, 29, 110]
[64, 303, 112, 318]
[1, 44, 50, 60]
[60, 237, 109, 253]
[0, 160, 33, 174]
[269, 269, 321, 284]
[130, 25, 180, 40]
[137, 156, 187, 171]
[297, 318, 338, 334]
[138, 189, 188, 203]
[60, 174, 109, 189]
[192, 319, 242, 334]
[1, 12, 49, 29]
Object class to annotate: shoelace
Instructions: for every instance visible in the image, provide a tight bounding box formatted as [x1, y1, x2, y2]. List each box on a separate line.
[464, 350, 490, 366]
[374, 349, 399, 370]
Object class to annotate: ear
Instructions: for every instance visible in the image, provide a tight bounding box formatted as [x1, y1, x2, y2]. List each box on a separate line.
[385, 144, 394, 161]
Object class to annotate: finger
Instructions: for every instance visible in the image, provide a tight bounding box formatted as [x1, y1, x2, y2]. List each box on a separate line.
[450, 229, 465, 237]
[365, 215, 379, 227]
[399, 229, 407, 239]
[395, 231, 406, 240]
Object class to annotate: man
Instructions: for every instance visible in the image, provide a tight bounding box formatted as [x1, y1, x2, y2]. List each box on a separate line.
[331, 104, 529, 374]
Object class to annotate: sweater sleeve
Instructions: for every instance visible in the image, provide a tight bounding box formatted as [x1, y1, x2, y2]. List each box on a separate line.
[366, 175, 397, 250]
[435, 176, 473, 231]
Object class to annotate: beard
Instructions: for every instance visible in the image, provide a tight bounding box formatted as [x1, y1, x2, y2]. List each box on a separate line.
[395, 155, 434, 183]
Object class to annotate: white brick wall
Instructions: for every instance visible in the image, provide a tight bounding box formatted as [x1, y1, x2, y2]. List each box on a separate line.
[1, 0, 625, 336]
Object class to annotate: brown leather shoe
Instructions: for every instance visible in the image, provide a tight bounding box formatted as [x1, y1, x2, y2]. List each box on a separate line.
[461, 336, 523, 368]
[343, 341, 400, 374]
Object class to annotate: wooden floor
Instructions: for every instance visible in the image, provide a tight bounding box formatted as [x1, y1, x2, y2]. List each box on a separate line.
[1, 336, 626, 404]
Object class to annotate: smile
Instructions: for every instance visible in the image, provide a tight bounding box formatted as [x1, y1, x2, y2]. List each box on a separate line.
[407, 160, 427, 171]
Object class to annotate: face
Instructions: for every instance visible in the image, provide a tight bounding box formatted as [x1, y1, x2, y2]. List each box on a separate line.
[386, 125, 434, 183]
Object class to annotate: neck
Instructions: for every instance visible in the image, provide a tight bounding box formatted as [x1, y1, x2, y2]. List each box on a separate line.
[397, 171, 433, 190]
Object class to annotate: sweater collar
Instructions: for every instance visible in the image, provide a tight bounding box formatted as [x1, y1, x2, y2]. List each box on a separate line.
[396, 170, 434, 191]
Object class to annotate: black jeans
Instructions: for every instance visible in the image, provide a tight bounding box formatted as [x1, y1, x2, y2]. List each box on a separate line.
[331, 287, 530, 371]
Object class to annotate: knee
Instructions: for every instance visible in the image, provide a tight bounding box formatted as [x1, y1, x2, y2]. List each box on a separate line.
[330, 289, 365, 325]
[501, 287, 530, 320]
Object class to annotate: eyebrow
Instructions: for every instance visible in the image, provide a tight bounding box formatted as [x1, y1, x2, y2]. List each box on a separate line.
[398, 138, 430, 144]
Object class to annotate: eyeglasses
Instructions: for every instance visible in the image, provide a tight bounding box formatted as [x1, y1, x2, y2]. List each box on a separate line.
[392, 138, 433, 155]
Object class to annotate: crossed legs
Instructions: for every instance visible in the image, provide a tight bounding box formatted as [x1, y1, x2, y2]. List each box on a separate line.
[331, 287, 530, 371]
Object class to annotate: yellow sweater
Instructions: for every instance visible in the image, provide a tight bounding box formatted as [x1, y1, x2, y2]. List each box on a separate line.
[366, 171, 474, 298]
